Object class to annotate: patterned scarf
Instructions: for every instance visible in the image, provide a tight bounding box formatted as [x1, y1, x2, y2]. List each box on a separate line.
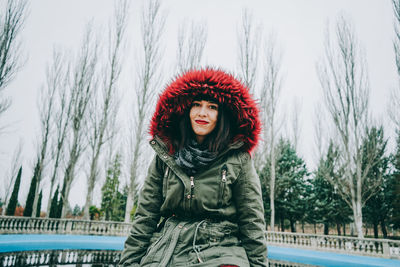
[174, 138, 218, 175]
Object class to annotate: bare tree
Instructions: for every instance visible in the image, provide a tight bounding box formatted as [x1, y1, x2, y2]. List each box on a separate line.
[1, 139, 23, 215]
[0, 0, 28, 126]
[125, 0, 165, 223]
[60, 26, 99, 218]
[45, 49, 71, 217]
[313, 99, 342, 168]
[390, 0, 400, 129]
[176, 19, 207, 73]
[317, 15, 372, 238]
[258, 32, 284, 231]
[83, 0, 128, 220]
[236, 8, 261, 93]
[30, 49, 65, 217]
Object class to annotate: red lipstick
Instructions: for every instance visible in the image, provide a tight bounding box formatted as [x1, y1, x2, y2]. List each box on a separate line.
[195, 120, 208, 125]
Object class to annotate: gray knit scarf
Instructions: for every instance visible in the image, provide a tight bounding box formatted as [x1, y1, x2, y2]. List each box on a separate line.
[174, 138, 217, 176]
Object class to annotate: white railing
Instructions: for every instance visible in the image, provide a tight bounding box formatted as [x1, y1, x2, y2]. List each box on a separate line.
[266, 231, 400, 259]
[0, 216, 131, 236]
[1, 216, 399, 260]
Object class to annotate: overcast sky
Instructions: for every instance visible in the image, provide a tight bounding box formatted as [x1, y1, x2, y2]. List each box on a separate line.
[0, 0, 397, 210]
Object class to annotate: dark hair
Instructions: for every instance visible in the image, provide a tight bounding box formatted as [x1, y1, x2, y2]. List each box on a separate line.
[171, 98, 236, 153]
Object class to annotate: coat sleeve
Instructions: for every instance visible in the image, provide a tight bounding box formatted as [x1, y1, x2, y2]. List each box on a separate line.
[119, 155, 164, 266]
[233, 152, 268, 267]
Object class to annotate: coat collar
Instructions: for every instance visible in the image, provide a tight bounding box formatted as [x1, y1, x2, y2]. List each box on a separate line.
[150, 135, 244, 180]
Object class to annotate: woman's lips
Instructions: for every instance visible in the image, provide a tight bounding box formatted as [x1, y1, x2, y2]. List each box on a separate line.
[195, 120, 208, 125]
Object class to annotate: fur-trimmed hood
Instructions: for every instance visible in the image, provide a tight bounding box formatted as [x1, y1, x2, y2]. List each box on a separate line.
[150, 68, 260, 154]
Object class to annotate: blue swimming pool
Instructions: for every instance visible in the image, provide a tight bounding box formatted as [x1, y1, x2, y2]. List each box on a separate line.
[0, 234, 399, 267]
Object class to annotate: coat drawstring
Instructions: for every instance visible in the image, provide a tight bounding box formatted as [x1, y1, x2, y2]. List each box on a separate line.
[192, 219, 207, 263]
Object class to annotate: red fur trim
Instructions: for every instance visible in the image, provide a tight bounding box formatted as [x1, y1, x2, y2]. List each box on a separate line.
[149, 68, 261, 154]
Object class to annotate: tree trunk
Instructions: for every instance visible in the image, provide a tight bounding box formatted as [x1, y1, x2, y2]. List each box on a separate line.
[125, 191, 134, 222]
[350, 222, 355, 236]
[290, 219, 296, 233]
[336, 223, 341, 236]
[61, 150, 78, 218]
[343, 223, 346, 236]
[381, 220, 388, 238]
[83, 156, 98, 220]
[355, 168, 364, 238]
[61, 172, 73, 218]
[125, 131, 140, 223]
[354, 206, 364, 238]
[269, 148, 276, 231]
[46, 147, 62, 217]
[373, 221, 379, 238]
[324, 222, 329, 235]
[351, 185, 364, 238]
[31, 160, 44, 217]
[83, 173, 95, 220]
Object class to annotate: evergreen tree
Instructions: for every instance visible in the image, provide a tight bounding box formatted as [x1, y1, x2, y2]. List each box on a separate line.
[72, 204, 82, 217]
[49, 185, 59, 218]
[391, 131, 400, 229]
[23, 162, 39, 216]
[101, 154, 122, 221]
[311, 142, 351, 235]
[362, 126, 390, 238]
[6, 166, 22, 216]
[36, 190, 42, 217]
[89, 205, 101, 220]
[117, 185, 128, 221]
[260, 138, 309, 232]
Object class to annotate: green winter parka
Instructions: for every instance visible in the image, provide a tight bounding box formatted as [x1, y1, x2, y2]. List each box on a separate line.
[119, 69, 268, 267]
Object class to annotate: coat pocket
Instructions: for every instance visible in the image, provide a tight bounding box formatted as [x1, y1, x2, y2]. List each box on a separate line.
[217, 165, 228, 207]
[141, 232, 163, 264]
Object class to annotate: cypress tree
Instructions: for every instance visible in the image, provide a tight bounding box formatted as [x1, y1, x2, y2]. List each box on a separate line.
[6, 166, 22, 216]
[36, 190, 42, 217]
[49, 186, 59, 218]
[23, 162, 39, 216]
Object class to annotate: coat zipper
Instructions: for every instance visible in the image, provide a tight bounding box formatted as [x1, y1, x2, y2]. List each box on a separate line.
[162, 167, 169, 199]
[189, 176, 194, 211]
[218, 165, 227, 207]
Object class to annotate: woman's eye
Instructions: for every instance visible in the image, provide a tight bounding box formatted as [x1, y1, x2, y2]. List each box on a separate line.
[192, 102, 200, 107]
[209, 105, 218, 110]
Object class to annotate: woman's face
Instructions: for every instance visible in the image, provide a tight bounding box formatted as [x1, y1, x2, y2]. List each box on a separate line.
[190, 100, 218, 144]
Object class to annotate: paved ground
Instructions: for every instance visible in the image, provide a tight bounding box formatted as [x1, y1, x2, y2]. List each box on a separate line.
[1, 234, 399, 267]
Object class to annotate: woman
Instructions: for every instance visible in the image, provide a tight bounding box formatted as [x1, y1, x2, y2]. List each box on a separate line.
[120, 68, 267, 267]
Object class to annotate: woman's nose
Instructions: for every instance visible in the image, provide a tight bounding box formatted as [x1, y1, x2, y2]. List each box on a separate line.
[198, 106, 207, 116]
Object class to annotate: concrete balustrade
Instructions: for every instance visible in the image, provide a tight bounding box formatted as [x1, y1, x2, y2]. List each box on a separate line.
[1, 216, 400, 260]
[266, 231, 400, 259]
[0, 216, 131, 236]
